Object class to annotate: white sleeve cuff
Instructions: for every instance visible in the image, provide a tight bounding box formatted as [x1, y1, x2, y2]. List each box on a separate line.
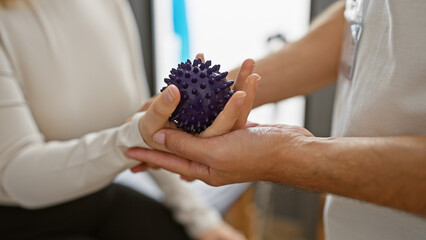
[116, 111, 152, 167]
[120, 111, 150, 149]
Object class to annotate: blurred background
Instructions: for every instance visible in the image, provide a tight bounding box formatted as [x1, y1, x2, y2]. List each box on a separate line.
[128, 0, 337, 239]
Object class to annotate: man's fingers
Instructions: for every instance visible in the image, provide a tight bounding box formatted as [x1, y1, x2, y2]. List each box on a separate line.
[131, 163, 149, 173]
[181, 175, 196, 182]
[142, 85, 180, 135]
[234, 74, 261, 130]
[195, 53, 205, 62]
[233, 59, 255, 91]
[200, 91, 246, 138]
[126, 147, 210, 181]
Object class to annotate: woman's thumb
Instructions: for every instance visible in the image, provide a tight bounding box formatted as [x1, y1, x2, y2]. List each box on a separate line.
[142, 85, 180, 133]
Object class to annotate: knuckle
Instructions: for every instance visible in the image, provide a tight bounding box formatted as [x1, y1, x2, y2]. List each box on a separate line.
[192, 162, 208, 177]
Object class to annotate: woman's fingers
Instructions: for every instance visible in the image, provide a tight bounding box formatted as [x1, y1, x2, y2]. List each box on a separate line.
[195, 53, 205, 62]
[233, 59, 255, 91]
[191, 58, 258, 135]
[233, 74, 261, 130]
[142, 85, 180, 133]
[200, 91, 246, 138]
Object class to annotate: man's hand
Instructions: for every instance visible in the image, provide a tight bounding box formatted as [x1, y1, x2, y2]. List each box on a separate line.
[127, 124, 313, 186]
[128, 122, 426, 216]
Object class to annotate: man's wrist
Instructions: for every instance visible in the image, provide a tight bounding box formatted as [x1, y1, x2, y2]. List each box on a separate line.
[271, 135, 333, 191]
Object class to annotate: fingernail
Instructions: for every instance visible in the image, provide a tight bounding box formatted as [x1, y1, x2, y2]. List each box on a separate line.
[153, 131, 165, 145]
[254, 75, 261, 88]
[255, 79, 261, 88]
[164, 87, 176, 103]
[236, 92, 246, 106]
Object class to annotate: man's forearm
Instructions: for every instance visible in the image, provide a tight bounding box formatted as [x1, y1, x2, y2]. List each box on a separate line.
[229, 1, 346, 107]
[277, 136, 426, 216]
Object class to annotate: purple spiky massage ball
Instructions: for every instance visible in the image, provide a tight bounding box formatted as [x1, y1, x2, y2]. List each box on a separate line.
[160, 59, 235, 134]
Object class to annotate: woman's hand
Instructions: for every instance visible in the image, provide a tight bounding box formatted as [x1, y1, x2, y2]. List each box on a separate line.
[138, 54, 258, 149]
[137, 53, 257, 122]
[137, 84, 250, 151]
[131, 54, 259, 172]
[198, 223, 246, 240]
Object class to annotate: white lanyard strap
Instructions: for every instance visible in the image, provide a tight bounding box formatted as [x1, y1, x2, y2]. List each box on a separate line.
[344, 0, 365, 24]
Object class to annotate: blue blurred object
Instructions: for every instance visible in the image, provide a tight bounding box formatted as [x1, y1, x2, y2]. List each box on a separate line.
[172, 0, 190, 62]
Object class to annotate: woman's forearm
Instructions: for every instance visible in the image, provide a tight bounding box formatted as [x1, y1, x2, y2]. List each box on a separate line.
[1, 114, 145, 209]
